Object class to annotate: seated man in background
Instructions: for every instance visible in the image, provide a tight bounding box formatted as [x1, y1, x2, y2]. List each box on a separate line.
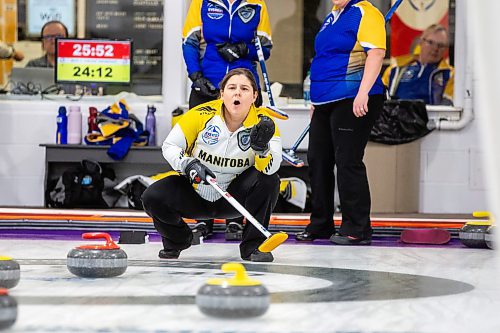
[382, 24, 454, 105]
[26, 20, 68, 68]
[0, 41, 24, 61]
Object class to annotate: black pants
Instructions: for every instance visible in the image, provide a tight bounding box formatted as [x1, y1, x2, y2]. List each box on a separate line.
[306, 95, 384, 239]
[141, 167, 280, 258]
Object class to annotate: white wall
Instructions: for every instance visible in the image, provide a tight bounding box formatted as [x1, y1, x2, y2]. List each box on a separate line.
[420, 122, 488, 213]
[0, 96, 170, 206]
[418, 0, 488, 213]
[469, 0, 500, 253]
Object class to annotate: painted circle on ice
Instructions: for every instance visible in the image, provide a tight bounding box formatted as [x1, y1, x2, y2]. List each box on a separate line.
[13, 259, 473, 304]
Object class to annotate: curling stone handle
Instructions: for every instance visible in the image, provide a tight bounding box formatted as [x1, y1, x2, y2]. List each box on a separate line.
[82, 232, 120, 249]
[222, 263, 249, 283]
[473, 211, 492, 219]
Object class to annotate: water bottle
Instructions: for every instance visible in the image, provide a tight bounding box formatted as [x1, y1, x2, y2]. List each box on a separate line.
[87, 107, 99, 134]
[303, 71, 311, 106]
[145, 105, 157, 146]
[56, 106, 67, 144]
[67, 106, 82, 144]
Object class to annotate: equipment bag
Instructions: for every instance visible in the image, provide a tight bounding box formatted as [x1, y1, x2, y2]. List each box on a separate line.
[46, 160, 115, 208]
[370, 99, 433, 145]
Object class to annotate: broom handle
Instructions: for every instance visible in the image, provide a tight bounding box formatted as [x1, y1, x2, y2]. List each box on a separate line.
[255, 36, 275, 106]
[206, 176, 272, 238]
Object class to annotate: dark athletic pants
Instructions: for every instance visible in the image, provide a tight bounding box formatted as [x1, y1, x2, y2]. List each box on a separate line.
[306, 95, 384, 239]
[141, 167, 279, 258]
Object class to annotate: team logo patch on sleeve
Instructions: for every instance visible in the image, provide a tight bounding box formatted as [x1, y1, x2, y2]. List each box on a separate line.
[207, 3, 224, 20]
[238, 7, 255, 23]
[202, 125, 221, 145]
[237, 129, 251, 151]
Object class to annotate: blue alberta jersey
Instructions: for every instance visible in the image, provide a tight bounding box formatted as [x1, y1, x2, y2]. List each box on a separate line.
[395, 62, 439, 103]
[310, 0, 386, 104]
[389, 61, 452, 104]
[182, 0, 272, 89]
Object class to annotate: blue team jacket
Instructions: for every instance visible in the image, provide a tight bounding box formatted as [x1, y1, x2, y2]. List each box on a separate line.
[182, 0, 272, 89]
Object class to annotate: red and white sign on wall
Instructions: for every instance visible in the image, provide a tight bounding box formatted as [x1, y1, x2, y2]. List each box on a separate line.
[390, 0, 449, 57]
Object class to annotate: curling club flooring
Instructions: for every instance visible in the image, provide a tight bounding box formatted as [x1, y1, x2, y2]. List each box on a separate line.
[0, 208, 499, 332]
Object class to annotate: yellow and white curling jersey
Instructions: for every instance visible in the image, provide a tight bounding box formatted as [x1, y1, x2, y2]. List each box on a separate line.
[162, 99, 282, 201]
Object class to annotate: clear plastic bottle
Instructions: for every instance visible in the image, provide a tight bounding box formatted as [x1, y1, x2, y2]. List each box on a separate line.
[145, 105, 157, 146]
[56, 106, 67, 144]
[67, 106, 82, 144]
[303, 71, 311, 106]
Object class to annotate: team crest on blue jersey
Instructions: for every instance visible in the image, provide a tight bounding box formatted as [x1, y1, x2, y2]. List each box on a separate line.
[401, 67, 417, 81]
[207, 3, 224, 20]
[238, 7, 255, 23]
[237, 129, 251, 151]
[202, 125, 221, 145]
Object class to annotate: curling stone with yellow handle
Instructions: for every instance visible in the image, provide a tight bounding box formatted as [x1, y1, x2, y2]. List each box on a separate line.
[459, 211, 494, 249]
[196, 263, 270, 318]
[0, 257, 20, 289]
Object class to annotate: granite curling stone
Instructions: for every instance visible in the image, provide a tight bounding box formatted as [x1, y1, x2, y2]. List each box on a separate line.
[485, 225, 495, 250]
[0, 288, 17, 330]
[196, 262, 270, 318]
[459, 221, 492, 248]
[0, 256, 20, 289]
[67, 232, 127, 278]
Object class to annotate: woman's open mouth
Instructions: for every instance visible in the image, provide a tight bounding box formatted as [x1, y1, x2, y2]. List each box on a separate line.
[234, 100, 241, 105]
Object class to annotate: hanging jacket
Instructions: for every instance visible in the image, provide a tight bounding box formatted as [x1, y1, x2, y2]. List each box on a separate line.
[84, 99, 148, 160]
[182, 0, 272, 89]
[162, 99, 282, 201]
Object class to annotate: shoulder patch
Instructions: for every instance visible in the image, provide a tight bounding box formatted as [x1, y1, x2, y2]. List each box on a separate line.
[238, 6, 256, 23]
[207, 2, 225, 20]
[237, 128, 251, 151]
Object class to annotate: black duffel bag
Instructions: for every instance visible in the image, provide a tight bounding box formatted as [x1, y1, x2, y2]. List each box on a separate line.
[370, 99, 433, 145]
[46, 160, 115, 208]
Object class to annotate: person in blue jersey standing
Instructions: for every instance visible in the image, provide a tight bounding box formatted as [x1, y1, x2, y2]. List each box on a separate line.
[182, 0, 273, 241]
[296, 0, 386, 245]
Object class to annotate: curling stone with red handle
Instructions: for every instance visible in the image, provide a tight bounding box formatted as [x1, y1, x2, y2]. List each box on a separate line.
[67, 233, 127, 278]
[0, 288, 17, 330]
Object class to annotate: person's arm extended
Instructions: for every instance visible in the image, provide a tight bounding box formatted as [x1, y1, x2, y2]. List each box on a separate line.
[353, 48, 385, 117]
[0, 41, 12, 59]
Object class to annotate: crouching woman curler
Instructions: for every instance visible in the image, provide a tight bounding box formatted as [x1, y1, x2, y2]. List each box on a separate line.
[142, 68, 282, 262]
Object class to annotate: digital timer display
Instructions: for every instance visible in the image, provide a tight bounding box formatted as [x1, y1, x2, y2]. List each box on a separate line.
[55, 38, 132, 84]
